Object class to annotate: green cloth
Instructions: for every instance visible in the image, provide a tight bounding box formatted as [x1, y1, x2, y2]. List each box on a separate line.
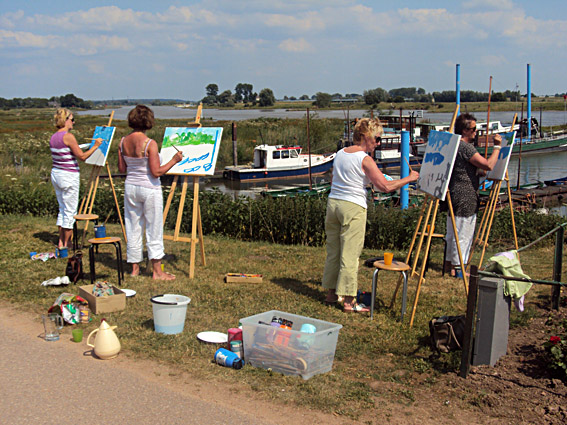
[484, 250, 532, 299]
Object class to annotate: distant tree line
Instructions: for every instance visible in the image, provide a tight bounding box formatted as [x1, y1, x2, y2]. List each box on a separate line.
[201, 82, 277, 107]
[0, 93, 92, 110]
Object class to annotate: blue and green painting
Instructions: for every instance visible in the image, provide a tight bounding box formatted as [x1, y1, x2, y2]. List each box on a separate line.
[86, 126, 116, 166]
[418, 130, 460, 200]
[160, 127, 223, 175]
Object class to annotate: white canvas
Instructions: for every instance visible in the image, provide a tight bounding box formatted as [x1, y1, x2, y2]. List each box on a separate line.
[85, 126, 116, 166]
[486, 131, 516, 181]
[160, 127, 223, 175]
[417, 130, 460, 201]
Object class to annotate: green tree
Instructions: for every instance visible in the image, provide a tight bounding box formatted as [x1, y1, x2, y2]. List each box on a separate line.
[258, 88, 275, 107]
[235, 83, 254, 103]
[364, 88, 388, 105]
[206, 83, 219, 97]
[313, 92, 332, 108]
[218, 90, 235, 106]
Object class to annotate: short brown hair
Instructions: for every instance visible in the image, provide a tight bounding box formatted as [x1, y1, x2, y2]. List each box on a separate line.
[128, 105, 155, 131]
[353, 118, 383, 144]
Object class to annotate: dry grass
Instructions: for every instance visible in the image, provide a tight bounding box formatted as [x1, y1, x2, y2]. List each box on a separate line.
[0, 214, 562, 419]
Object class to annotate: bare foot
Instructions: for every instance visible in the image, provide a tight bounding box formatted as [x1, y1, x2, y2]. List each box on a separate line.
[153, 271, 175, 281]
[131, 263, 140, 277]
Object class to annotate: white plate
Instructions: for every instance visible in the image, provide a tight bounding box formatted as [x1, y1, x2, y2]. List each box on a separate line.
[122, 289, 136, 297]
[197, 331, 228, 344]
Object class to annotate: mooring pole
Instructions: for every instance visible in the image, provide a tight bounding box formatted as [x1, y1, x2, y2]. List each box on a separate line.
[307, 108, 312, 190]
[552, 226, 564, 310]
[232, 122, 238, 166]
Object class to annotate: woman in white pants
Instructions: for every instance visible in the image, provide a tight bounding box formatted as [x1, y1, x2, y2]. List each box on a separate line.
[50, 108, 102, 249]
[118, 105, 182, 280]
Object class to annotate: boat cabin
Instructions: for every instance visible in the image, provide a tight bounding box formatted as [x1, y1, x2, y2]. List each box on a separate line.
[253, 145, 307, 169]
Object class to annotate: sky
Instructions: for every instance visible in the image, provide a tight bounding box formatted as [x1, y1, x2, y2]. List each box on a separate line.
[1, 0, 567, 101]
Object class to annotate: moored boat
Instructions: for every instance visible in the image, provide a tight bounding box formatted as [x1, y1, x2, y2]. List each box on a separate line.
[223, 144, 336, 181]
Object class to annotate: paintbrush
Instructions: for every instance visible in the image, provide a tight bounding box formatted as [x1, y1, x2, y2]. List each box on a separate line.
[403, 156, 413, 172]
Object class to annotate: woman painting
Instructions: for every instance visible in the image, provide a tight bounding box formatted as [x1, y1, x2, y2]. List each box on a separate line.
[445, 113, 502, 276]
[322, 118, 420, 312]
[50, 108, 102, 250]
[118, 105, 183, 280]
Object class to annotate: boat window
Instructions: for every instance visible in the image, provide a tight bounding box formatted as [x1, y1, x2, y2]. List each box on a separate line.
[290, 149, 298, 158]
[281, 150, 289, 159]
[273, 151, 280, 159]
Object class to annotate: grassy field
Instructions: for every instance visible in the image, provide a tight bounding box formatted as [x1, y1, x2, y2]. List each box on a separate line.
[0, 213, 562, 419]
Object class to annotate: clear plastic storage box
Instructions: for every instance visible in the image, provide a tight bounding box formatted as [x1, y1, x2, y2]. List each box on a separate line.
[240, 310, 342, 380]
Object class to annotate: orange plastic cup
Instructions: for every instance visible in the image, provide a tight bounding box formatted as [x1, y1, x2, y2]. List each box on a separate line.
[384, 252, 394, 265]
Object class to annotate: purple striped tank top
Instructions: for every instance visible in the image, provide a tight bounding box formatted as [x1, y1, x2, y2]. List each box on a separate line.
[50, 131, 79, 172]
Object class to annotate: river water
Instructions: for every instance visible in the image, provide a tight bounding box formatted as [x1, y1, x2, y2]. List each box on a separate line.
[79, 106, 567, 202]
[77, 105, 567, 128]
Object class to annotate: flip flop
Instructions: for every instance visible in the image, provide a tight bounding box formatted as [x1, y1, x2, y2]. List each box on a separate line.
[343, 302, 370, 313]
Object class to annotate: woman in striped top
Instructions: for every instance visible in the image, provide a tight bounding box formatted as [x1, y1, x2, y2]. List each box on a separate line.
[50, 108, 102, 250]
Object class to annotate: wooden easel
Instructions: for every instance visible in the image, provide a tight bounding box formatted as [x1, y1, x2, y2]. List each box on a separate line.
[390, 106, 470, 327]
[76, 111, 127, 243]
[161, 106, 206, 278]
[467, 115, 519, 268]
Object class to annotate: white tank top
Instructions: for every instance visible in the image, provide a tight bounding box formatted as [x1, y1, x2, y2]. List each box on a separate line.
[328, 149, 369, 209]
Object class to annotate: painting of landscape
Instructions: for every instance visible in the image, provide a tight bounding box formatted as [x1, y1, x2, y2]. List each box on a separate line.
[85, 126, 116, 166]
[160, 127, 223, 175]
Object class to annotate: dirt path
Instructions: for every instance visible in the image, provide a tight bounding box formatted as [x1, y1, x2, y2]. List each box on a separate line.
[2, 299, 566, 424]
[0, 301, 353, 425]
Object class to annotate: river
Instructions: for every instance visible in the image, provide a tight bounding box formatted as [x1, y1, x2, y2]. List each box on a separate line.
[77, 105, 567, 128]
[80, 106, 567, 206]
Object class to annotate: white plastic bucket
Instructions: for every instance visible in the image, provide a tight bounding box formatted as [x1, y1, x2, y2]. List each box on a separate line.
[150, 294, 191, 334]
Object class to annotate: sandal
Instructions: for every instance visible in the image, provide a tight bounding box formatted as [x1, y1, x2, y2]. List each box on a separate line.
[343, 302, 370, 313]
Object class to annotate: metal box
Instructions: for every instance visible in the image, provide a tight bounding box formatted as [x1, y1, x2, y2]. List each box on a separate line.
[472, 277, 511, 366]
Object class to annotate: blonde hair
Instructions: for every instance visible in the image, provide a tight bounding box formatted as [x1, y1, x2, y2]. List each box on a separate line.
[54, 108, 72, 129]
[353, 118, 383, 144]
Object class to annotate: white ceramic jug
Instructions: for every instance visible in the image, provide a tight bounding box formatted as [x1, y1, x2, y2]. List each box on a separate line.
[86, 319, 121, 359]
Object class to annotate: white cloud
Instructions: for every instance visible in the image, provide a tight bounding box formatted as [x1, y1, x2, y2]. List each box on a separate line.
[0, 10, 25, 29]
[278, 38, 312, 52]
[85, 60, 105, 74]
[0, 29, 59, 48]
[264, 11, 326, 31]
[462, 0, 514, 10]
[72, 35, 133, 56]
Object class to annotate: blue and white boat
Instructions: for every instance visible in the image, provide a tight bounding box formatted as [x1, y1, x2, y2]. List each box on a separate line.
[223, 144, 336, 181]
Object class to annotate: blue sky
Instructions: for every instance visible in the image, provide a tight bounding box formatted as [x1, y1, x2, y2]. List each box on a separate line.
[1, 0, 566, 101]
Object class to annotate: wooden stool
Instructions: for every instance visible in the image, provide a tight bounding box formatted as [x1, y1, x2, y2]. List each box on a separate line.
[88, 237, 124, 286]
[370, 259, 411, 321]
[73, 214, 99, 251]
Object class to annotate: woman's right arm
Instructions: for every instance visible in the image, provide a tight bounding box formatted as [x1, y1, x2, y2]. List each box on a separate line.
[362, 156, 419, 193]
[118, 142, 127, 173]
[64, 133, 102, 162]
[147, 140, 183, 177]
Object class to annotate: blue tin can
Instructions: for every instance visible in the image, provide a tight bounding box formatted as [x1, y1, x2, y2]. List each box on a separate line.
[214, 348, 243, 369]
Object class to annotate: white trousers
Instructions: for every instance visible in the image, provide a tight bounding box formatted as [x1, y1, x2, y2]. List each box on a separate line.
[51, 169, 79, 229]
[445, 214, 476, 266]
[124, 184, 165, 263]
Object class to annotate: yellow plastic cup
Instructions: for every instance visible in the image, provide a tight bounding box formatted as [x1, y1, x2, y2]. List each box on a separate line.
[383, 252, 394, 265]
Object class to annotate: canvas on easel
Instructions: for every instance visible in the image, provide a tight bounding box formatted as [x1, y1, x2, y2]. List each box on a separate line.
[160, 111, 220, 278]
[417, 130, 461, 200]
[76, 112, 126, 245]
[486, 131, 516, 181]
[85, 126, 116, 166]
[160, 127, 223, 175]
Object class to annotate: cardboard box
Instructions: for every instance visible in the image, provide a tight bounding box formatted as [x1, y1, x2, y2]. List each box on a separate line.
[224, 273, 263, 283]
[78, 284, 126, 314]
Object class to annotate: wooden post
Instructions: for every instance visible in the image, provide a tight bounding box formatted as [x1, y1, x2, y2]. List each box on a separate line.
[459, 265, 479, 379]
